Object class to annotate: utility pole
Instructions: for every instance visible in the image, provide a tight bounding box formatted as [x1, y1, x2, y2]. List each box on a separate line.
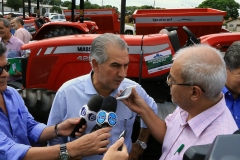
[71, 0, 75, 22]
[28, 0, 31, 16]
[22, 0, 25, 19]
[37, 1, 39, 17]
[120, 0, 126, 34]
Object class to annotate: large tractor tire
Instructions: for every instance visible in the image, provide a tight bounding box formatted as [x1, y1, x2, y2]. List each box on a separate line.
[17, 88, 56, 124]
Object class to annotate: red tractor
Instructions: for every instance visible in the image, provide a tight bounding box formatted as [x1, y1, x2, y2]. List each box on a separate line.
[8, 7, 240, 159]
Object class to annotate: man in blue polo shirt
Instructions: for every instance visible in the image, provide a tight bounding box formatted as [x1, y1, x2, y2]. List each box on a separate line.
[223, 41, 240, 128]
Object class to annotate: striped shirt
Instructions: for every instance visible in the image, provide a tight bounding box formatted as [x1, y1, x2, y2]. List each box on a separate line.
[160, 94, 238, 160]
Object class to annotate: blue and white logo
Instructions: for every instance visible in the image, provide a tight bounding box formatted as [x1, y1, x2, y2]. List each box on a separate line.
[108, 112, 117, 126]
[97, 111, 106, 125]
[153, 53, 163, 58]
[88, 113, 96, 121]
[80, 107, 87, 116]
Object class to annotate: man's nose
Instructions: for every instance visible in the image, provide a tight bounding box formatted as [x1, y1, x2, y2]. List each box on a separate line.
[118, 66, 127, 78]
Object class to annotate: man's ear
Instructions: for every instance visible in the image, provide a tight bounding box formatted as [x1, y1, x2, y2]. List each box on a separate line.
[190, 86, 202, 101]
[92, 59, 99, 72]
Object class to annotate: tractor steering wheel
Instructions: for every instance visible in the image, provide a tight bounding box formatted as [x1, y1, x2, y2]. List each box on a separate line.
[183, 26, 200, 47]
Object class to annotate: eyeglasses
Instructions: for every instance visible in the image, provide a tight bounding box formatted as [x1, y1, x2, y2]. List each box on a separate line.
[0, 63, 10, 75]
[166, 74, 205, 92]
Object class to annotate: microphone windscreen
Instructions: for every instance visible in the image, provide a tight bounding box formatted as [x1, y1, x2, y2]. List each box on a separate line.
[87, 95, 104, 112]
[101, 96, 117, 112]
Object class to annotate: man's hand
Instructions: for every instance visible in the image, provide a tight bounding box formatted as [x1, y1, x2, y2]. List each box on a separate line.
[67, 127, 112, 159]
[57, 118, 86, 137]
[103, 137, 128, 160]
[121, 88, 147, 115]
[129, 142, 144, 160]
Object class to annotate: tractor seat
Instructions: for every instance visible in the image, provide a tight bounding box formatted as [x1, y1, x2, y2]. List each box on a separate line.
[167, 30, 181, 52]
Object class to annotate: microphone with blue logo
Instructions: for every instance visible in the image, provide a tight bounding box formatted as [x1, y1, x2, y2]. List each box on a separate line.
[90, 96, 117, 133]
[70, 95, 104, 138]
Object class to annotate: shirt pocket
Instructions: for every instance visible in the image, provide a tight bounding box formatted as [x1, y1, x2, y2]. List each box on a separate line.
[119, 115, 135, 130]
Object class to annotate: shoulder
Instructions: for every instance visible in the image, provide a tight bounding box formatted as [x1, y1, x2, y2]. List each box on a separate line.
[4, 86, 21, 98]
[120, 78, 139, 88]
[58, 74, 88, 92]
[12, 35, 24, 45]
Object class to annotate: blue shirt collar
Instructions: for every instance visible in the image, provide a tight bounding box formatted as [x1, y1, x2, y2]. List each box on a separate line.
[84, 71, 122, 97]
[222, 86, 229, 95]
[2, 86, 13, 96]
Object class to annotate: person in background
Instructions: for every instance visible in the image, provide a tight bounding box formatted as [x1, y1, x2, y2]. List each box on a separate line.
[0, 18, 24, 82]
[121, 44, 238, 160]
[12, 17, 32, 44]
[222, 41, 240, 128]
[47, 33, 158, 160]
[6, 13, 16, 35]
[0, 18, 24, 58]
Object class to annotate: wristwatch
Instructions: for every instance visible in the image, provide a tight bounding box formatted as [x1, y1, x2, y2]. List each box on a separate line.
[136, 139, 147, 149]
[59, 144, 70, 160]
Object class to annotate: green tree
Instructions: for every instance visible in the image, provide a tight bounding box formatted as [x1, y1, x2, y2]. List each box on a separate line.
[198, 0, 240, 20]
[50, 6, 62, 13]
[140, 5, 155, 9]
[126, 6, 139, 15]
[6, 0, 22, 11]
[62, 0, 71, 7]
[42, 0, 62, 6]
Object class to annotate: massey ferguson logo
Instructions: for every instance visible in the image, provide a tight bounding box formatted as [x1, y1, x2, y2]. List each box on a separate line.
[77, 47, 91, 52]
[88, 113, 96, 121]
[80, 107, 86, 116]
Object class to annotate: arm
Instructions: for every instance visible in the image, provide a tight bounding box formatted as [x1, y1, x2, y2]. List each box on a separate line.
[129, 128, 150, 160]
[47, 91, 69, 145]
[23, 127, 111, 160]
[38, 118, 83, 143]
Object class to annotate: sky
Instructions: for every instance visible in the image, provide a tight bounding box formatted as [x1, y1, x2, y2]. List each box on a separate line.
[74, 0, 240, 11]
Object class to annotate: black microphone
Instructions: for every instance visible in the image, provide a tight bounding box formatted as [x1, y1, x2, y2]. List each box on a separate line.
[90, 96, 117, 133]
[70, 95, 103, 138]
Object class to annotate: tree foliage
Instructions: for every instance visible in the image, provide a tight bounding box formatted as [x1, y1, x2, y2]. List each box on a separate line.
[198, 0, 240, 20]
[6, 0, 22, 11]
[126, 6, 139, 15]
[140, 5, 155, 9]
[62, 0, 71, 7]
[50, 6, 62, 13]
[42, 0, 62, 6]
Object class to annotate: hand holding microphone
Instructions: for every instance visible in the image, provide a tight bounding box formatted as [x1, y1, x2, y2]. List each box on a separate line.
[70, 95, 103, 138]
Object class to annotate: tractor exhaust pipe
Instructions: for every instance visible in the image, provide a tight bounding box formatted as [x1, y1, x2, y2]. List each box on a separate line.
[71, 0, 76, 22]
[79, 0, 84, 23]
[120, 0, 126, 34]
